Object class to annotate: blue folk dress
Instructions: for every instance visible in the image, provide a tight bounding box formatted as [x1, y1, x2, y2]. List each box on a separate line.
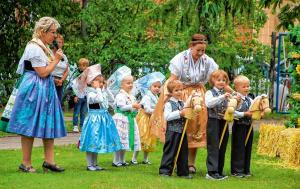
[79, 87, 122, 153]
[7, 42, 66, 138]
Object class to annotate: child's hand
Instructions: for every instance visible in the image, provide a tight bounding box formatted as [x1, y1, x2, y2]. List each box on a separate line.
[74, 96, 79, 103]
[132, 103, 141, 109]
[224, 92, 231, 99]
[244, 111, 252, 117]
[234, 94, 241, 102]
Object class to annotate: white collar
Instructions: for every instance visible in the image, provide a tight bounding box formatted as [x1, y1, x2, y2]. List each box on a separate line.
[237, 92, 247, 100]
[169, 97, 179, 102]
[213, 87, 224, 93]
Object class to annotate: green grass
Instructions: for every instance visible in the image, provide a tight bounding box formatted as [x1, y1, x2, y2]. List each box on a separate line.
[0, 132, 299, 189]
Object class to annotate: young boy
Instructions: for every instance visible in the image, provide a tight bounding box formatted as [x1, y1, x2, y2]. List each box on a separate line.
[72, 58, 89, 132]
[159, 80, 192, 179]
[205, 70, 231, 180]
[231, 75, 253, 178]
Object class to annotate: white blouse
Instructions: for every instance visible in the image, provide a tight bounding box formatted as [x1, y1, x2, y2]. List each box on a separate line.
[169, 49, 218, 85]
[114, 89, 137, 112]
[52, 54, 69, 78]
[17, 43, 48, 74]
[87, 87, 115, 110]
[140, 91, 158, 114]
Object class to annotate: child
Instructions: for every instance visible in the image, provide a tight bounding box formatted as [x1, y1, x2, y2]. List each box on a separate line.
[135, 72, 165, 164]
[205, 70, 231, 180]
[109, 66, 141, 167]
[231, 75, 253, 178]
[72, 58, 89, 132]
[159, 80, 192, 179]
[78, 64, 122, 171]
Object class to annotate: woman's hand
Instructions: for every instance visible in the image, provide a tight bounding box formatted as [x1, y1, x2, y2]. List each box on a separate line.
[133, 103, 141, 109]
[54, 78, 63, 86]
[74, 96, 79, 103]
[54, 49, 63, 63]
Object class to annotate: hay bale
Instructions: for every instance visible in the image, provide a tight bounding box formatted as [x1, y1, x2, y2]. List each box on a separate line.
[257, 124, 286, 157]
[278, 128, 300, 168]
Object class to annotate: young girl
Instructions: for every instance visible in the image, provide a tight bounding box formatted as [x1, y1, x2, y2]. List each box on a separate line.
[159, 80, 191, 179]
[135, 72, 165, 164]
[205, 70, 231, 180]
[78, 64, 122, 171]
[108, 66, 141, 166]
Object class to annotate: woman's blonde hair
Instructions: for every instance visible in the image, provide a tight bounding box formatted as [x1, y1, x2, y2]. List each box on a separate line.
[32, 17, 60, 39]
[208, 69, 230, 86]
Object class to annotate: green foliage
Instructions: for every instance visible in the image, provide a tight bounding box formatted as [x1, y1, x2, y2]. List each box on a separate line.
[285, 24, 300, 128]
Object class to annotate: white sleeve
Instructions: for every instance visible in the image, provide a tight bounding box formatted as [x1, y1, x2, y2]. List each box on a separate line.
[26, 44, 47, 67]
[105, 89, 115, 107]
[164, 102, 181, 121]
[115, 94, 133, 111]
[87, 88, 104, 104]
[142, 96, 154, 114]
[204, 56, 218, 83]
[234, 111, 245, 118]
[205, 90, 226, 108]
[168, 53, 183, 77]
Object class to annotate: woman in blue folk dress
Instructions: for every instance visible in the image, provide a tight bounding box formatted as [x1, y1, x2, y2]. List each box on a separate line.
[7, 17, 67, 173]
[78, 64, 122, 171]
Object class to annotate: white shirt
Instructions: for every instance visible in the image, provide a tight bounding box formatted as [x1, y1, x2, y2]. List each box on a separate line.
[205, 87, 227, 108]
[169, 49, 218, 85]
[114, 89, 137, 112]
[52, 54, 69, 78]
[140, 91, 158, 114]
[164, 97, 185, 121]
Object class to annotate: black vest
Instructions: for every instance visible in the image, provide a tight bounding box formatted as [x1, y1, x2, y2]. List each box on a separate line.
[207, 88, 227, 119]
[166, 100, 185, 133]
[235, 96, 252, 125]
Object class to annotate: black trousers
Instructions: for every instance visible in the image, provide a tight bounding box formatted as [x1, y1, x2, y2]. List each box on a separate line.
[231, 122, 253, 174]
[159, 130, 189, 176]
[206, 118, 229, 174]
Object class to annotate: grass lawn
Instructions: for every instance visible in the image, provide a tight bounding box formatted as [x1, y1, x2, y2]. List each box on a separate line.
[0, 132, 299, 189]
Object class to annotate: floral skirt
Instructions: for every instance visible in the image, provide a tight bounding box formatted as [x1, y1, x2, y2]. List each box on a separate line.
[7, 71, 66, 138]
[79, 109, 122, 153]
[113, 112, 141, 151]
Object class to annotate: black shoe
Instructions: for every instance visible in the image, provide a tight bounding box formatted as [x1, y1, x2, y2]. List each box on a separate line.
[244, 172, 252, 177]
[206, 173, 225, 180]
[231, 172, 246, 178]
[130, 160, 138, 165]
[121, 162, 129, 166]
[142, 160, 151, 165]
[19, 164, 36, 173]
[178, 175, 193, 179]
[112, 162, 122, 167]
[219, 173, 228, 179]
[159, 173, 171, 177]
[42, 161, 65, 172]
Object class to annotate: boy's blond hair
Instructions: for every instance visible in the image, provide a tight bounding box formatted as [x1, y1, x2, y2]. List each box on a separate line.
[78, 58, 89, 66]
[167, 80, 183, 94]
[233, 75, 250, 87]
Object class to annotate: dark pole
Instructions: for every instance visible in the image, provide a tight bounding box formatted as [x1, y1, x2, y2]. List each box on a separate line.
[269, 32, 276, 111]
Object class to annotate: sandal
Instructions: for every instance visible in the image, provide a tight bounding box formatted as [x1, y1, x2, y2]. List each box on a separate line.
[188, 165, 196, 174]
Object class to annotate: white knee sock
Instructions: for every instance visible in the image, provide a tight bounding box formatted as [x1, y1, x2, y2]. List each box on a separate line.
[120, 150, 126, 163]
[143, 152, 149, 162]
[132, 151, 139, 162]
[113, 151, 120, 164]
[92, 153, 98, 166]
[86, 152, 94, 167]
